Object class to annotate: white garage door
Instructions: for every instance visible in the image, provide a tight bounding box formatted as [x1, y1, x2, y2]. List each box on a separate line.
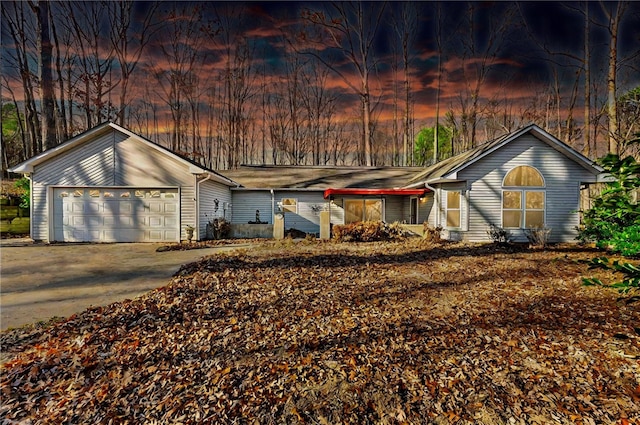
[53, 188, 180, 242]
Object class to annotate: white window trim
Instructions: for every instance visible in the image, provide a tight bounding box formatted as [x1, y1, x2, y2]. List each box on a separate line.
[502, 189, 546, 229]
[343, 198, 385, 224]
[281, 198, 298, 214]
[445, 190, 462, 229]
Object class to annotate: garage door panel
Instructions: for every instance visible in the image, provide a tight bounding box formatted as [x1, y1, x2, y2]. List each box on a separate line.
[86, 202, 101, 213]
[54, 187, 179, 242]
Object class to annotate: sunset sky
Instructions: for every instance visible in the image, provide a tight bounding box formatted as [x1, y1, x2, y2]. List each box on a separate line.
[2, 1, 639, 162]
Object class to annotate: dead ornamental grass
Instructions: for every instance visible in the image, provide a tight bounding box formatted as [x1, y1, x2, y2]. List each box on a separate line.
[1, 240, 639, 424]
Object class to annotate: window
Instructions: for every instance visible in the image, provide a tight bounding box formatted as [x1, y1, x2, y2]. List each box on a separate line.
[446, 191, 461, 228]
[344, 199, 383, 223]
[281, 198, 297, 213]
[502, 166, 545, 228]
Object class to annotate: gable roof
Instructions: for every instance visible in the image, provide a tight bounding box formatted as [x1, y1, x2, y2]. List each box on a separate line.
[9, 122, 239, 187]
[405, 124, 603, 187]
[222, 165, 425, 190]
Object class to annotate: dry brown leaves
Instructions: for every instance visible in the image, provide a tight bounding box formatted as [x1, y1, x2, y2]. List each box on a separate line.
[1, 240, 639, 424]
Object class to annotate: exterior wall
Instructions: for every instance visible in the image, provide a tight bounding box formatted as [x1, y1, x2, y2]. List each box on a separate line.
[458, 134, 597, 243]
[385, 196, 404, 223]
[230, 190, 274, 225]
[230, 190, 327, 235]
[30, 128, 202, 241]
[279, 191, 327, 235]
[198, 178, 233, 239]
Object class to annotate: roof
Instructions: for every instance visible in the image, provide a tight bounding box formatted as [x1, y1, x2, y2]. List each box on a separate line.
[323, 188, 429, 199]
[405, 124, 603, 187]
[9, 122, 239, 187]
[221, 166, 425, 190]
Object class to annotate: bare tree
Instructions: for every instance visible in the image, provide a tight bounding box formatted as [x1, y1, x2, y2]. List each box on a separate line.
[600, 1, 628, 154]
[106, 0, 159, 127]
[301, 2, 386, 166]
[2, 1, 41, 155]
[30, 1, 57, 149]
[60, 1, 116, 128]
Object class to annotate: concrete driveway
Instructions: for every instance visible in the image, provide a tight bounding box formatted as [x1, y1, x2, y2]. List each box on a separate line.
[0, 240, 249, 331]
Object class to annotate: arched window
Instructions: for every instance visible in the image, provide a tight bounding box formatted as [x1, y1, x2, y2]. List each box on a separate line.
[502, 166, 545, 228]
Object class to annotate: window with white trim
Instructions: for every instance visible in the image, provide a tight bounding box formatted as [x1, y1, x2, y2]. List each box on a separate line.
[344, 199, 383, 223]
[446, 191, 461, 228]
[502, 166, 545, 228]
[281, 198, 298, 213]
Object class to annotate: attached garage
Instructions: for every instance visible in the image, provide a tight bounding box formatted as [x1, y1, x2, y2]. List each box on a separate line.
[52, 187, 180, 242]
[9, 122, 238, 243]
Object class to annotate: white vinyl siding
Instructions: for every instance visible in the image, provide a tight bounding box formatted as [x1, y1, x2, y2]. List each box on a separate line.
[29, 127, 208, 242]
[459, 134, 595, 242]
[198, 178, 233, 239]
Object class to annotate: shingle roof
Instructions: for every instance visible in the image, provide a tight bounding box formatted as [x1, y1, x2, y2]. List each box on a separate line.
[221, 166, 425, 190]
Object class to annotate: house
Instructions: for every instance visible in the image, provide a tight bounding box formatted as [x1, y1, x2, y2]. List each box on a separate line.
[404, 124, 604, 242]
[8, 122, 238, 243]
[221, 166, 429, 237]
[9, 122, 604, 243]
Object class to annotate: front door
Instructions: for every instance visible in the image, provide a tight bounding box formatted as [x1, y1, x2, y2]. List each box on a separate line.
[410, 197, 418, 224]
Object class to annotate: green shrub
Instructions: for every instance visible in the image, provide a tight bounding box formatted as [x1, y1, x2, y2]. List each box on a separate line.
[13, 177, 30, 209]
[578, 153, 639, 257]
[583, 257, 639, 298]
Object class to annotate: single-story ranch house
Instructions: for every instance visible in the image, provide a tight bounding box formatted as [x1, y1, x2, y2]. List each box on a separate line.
[9, 122, 604, 243]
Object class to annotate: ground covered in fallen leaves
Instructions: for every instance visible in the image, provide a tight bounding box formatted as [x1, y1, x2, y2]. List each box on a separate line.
[2, 240, 639, 424]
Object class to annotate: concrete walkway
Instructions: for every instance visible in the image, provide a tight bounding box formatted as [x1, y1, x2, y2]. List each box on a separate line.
[0, 240, 248, 330]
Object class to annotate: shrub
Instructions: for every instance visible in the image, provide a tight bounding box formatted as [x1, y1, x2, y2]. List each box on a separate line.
[583, 257, 639, 298]
[486, 224, 510, 244]
[578, 153, 639, 257]
[207, 218, 230, 240]
[524, 226, 552, 248]
[14, 177, 29, 209]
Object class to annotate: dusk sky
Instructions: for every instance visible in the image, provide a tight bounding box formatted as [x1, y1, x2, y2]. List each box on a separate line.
[2, 1, 639, 165]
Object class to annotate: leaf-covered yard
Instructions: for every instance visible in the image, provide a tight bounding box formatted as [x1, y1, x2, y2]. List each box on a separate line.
[1, 240, 639, 424]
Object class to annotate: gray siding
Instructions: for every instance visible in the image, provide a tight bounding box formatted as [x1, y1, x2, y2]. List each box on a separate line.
[230, 190, 327, 235]
[459, 134, 596, 242]
[385, 197, 404, 223]
[231, 190, 274, 225]
[279, 191, 327, 234]
[198, 179, 233, 239]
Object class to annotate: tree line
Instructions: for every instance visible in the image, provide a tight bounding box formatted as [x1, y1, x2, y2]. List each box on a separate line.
[1, 1, 638, 173]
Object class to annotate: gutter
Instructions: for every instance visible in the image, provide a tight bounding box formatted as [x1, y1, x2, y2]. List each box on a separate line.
[323, 188, 429, 199]
[195, 173, 213, 240]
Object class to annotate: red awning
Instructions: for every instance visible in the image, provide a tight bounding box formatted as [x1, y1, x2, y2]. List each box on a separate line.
[323, 188, 430, 199]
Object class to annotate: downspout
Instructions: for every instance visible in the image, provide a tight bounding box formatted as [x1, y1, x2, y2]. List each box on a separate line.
[195, 173, 212, 241]
[270, 189, 275, 223]
[27, 173, 34, 240]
